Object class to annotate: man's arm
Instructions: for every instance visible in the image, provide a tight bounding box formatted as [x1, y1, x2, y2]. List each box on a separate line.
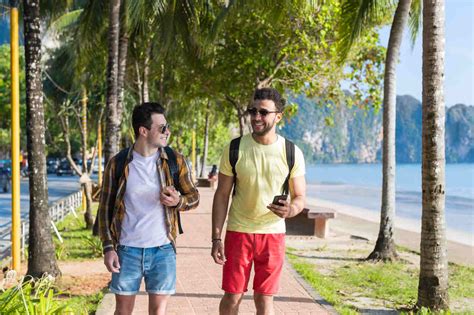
[97, 158, 121, 273]
[211, 172, 234, 265]
[97, 159, 116, 252]
[267, 175, 306, 218]
[173, 154, 200, 211]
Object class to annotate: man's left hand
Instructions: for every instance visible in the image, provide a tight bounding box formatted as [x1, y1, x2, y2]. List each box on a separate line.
[267, 199, 294, 218]
[160, 186, 180, 207]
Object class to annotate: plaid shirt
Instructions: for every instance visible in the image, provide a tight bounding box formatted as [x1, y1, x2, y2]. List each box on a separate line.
[98, 146, 199, 253]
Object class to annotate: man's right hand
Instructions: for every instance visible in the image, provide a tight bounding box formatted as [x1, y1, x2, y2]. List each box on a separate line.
[104, 250, 121, 273]
[211, 240, 226, 265]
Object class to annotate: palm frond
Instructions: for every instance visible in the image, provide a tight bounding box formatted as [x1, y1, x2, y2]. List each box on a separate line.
[337, 0, 394, 64]
[48, 9, 82, 33]
[408, 0, 422, 48]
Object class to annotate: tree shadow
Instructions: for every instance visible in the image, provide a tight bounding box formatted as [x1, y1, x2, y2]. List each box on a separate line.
[290, 253, 364, 262]
[172, 292, 317, 304]
[357, 308, 399, 314]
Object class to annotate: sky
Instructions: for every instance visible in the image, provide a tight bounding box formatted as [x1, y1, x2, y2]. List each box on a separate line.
[379, 0, 474, 106]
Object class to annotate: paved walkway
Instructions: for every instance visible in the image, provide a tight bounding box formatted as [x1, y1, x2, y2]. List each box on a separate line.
[96, 187, 334, 314]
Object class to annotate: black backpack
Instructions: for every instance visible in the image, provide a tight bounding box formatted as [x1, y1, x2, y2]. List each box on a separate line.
[113, 146, 184, 234]
[229, 136, 295, 195]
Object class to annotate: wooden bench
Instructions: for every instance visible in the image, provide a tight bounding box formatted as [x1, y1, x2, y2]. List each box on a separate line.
[196, 177, 218, 189]
[208, 177, 217, 190]
[303, 207, 337, 238]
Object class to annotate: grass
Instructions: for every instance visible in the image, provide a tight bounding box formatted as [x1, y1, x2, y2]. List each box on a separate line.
[286, 247, 474, 314]
[52, 203, 105, 314]
[448, 263, 474, 300]
[58, 288, 106, 314]
[54, 204, 102, 261]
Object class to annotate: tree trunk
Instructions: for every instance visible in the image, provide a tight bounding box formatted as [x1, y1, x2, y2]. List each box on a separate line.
[135, 60, 143, 104]
[160, 63, 165, 102]
[82, 182, 94, 229]
[104, 0, 121, 163]
[417, 0, 449, 310]
[200, 101, 210, 177]
[116, 0, 129, 149]
[368, 0, 412, 261]
[237, 107, 251, 136]
[23, 0, 60, 278]
[80, 87, 94, 229]
[142, 44, 151, 103]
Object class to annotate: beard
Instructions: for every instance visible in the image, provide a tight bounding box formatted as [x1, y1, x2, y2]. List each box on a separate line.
[251, 118, 276, 136]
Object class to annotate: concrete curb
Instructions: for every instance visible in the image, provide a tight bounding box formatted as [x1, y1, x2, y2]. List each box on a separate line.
[95, 290, 114, 315]
[285, 258, 339, 315]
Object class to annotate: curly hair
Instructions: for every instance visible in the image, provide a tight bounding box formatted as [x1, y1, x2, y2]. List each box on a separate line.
[253, 88, 286, 111]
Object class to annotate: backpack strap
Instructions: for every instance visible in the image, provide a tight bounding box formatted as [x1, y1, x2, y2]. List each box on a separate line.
[114, 147, 131, 186]
[104, 147, 131, 227]
[282, 138, 295, 195]
[163, 146, 184, 234]
[229, 137, 241, 195]
[163, 146, 181, 192]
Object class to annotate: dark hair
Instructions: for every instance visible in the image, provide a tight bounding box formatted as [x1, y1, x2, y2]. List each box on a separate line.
[253, 88, 286, 111]
[132, 102, 166, 138]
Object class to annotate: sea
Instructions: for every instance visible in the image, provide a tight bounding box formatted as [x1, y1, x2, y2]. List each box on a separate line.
[305, 163, 474, 234]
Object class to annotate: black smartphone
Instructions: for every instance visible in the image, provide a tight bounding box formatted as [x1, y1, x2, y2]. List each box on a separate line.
[272, 194, 288, 206]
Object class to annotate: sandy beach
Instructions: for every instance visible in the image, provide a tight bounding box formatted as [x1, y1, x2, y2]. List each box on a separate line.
[305, 194, 474, 266]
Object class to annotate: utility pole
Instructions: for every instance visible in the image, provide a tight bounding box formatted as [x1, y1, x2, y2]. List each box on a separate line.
[10, 0, 21, 272]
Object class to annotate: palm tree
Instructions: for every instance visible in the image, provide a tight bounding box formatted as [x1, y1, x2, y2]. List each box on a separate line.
[23, 0, 60, 277]
[417, 0, 449, 309]
[104, 0, 121, 163]
[338, 0, 420, 261]
[116, 0, 129, 149]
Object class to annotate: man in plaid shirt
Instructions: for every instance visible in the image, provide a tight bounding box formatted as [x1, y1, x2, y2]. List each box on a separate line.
[97, 102, 199, 315]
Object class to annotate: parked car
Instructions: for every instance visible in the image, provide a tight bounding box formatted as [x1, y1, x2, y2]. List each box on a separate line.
[47, 158, 60, 174]
[56, 162, 74, 176]
[92, 158, 104, 174]
[0, 167, 10, 193]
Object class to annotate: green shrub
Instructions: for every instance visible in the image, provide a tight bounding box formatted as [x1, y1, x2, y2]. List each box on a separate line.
[0, 274, 73, 314]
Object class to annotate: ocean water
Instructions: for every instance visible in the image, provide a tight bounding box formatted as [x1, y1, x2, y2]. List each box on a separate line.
[305, 163, 474, 234]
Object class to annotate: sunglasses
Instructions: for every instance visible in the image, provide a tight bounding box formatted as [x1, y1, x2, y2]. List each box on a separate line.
[157, 123, 170, 133]
[247, 108, 281, 117]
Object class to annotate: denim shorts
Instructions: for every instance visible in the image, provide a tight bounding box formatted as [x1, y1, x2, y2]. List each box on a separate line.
[110, 243, 176, 295]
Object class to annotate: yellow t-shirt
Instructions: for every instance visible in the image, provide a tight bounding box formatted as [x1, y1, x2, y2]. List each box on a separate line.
[219, 134, 305, 233]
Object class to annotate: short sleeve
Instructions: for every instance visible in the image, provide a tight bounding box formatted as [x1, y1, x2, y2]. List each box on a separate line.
[290, 145, 305, 178]
[219, 143, 234, 177]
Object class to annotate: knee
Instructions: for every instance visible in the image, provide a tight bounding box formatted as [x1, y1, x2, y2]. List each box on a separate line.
[115, 303, 134, 315]
[254, 293, 273, 309]
[115, 295, 135, 315]
[221, 293, 243, 308]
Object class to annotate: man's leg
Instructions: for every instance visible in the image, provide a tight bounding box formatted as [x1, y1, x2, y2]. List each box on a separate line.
[252, 233, 285, 315]
[254, 293, 274, 315]
[114, 295, 136, 315]
[148, 294, 170, 315]
[221, 232, 253, 315]
[110, 246, 144, 315]
[220, 292, 244, 315]
[144, 244, 176, 314]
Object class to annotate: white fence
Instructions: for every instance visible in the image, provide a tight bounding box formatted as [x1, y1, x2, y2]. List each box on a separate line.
[0, 191, 82, 266]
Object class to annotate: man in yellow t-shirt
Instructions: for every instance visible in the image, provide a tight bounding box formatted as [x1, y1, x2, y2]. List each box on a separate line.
[211, 88, 306, 315]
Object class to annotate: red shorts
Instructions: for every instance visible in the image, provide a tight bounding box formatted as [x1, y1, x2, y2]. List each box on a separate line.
[222, 231, 285, 295]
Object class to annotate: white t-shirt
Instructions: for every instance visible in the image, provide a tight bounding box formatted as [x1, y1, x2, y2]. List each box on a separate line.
[120, 150, 170, 247]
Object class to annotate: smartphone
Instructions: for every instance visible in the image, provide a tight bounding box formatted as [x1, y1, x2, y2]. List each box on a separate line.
[272, 194, 288, 206]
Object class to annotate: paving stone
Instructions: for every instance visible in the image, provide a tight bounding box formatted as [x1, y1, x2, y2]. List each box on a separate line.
[95, 188, 333, 314]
